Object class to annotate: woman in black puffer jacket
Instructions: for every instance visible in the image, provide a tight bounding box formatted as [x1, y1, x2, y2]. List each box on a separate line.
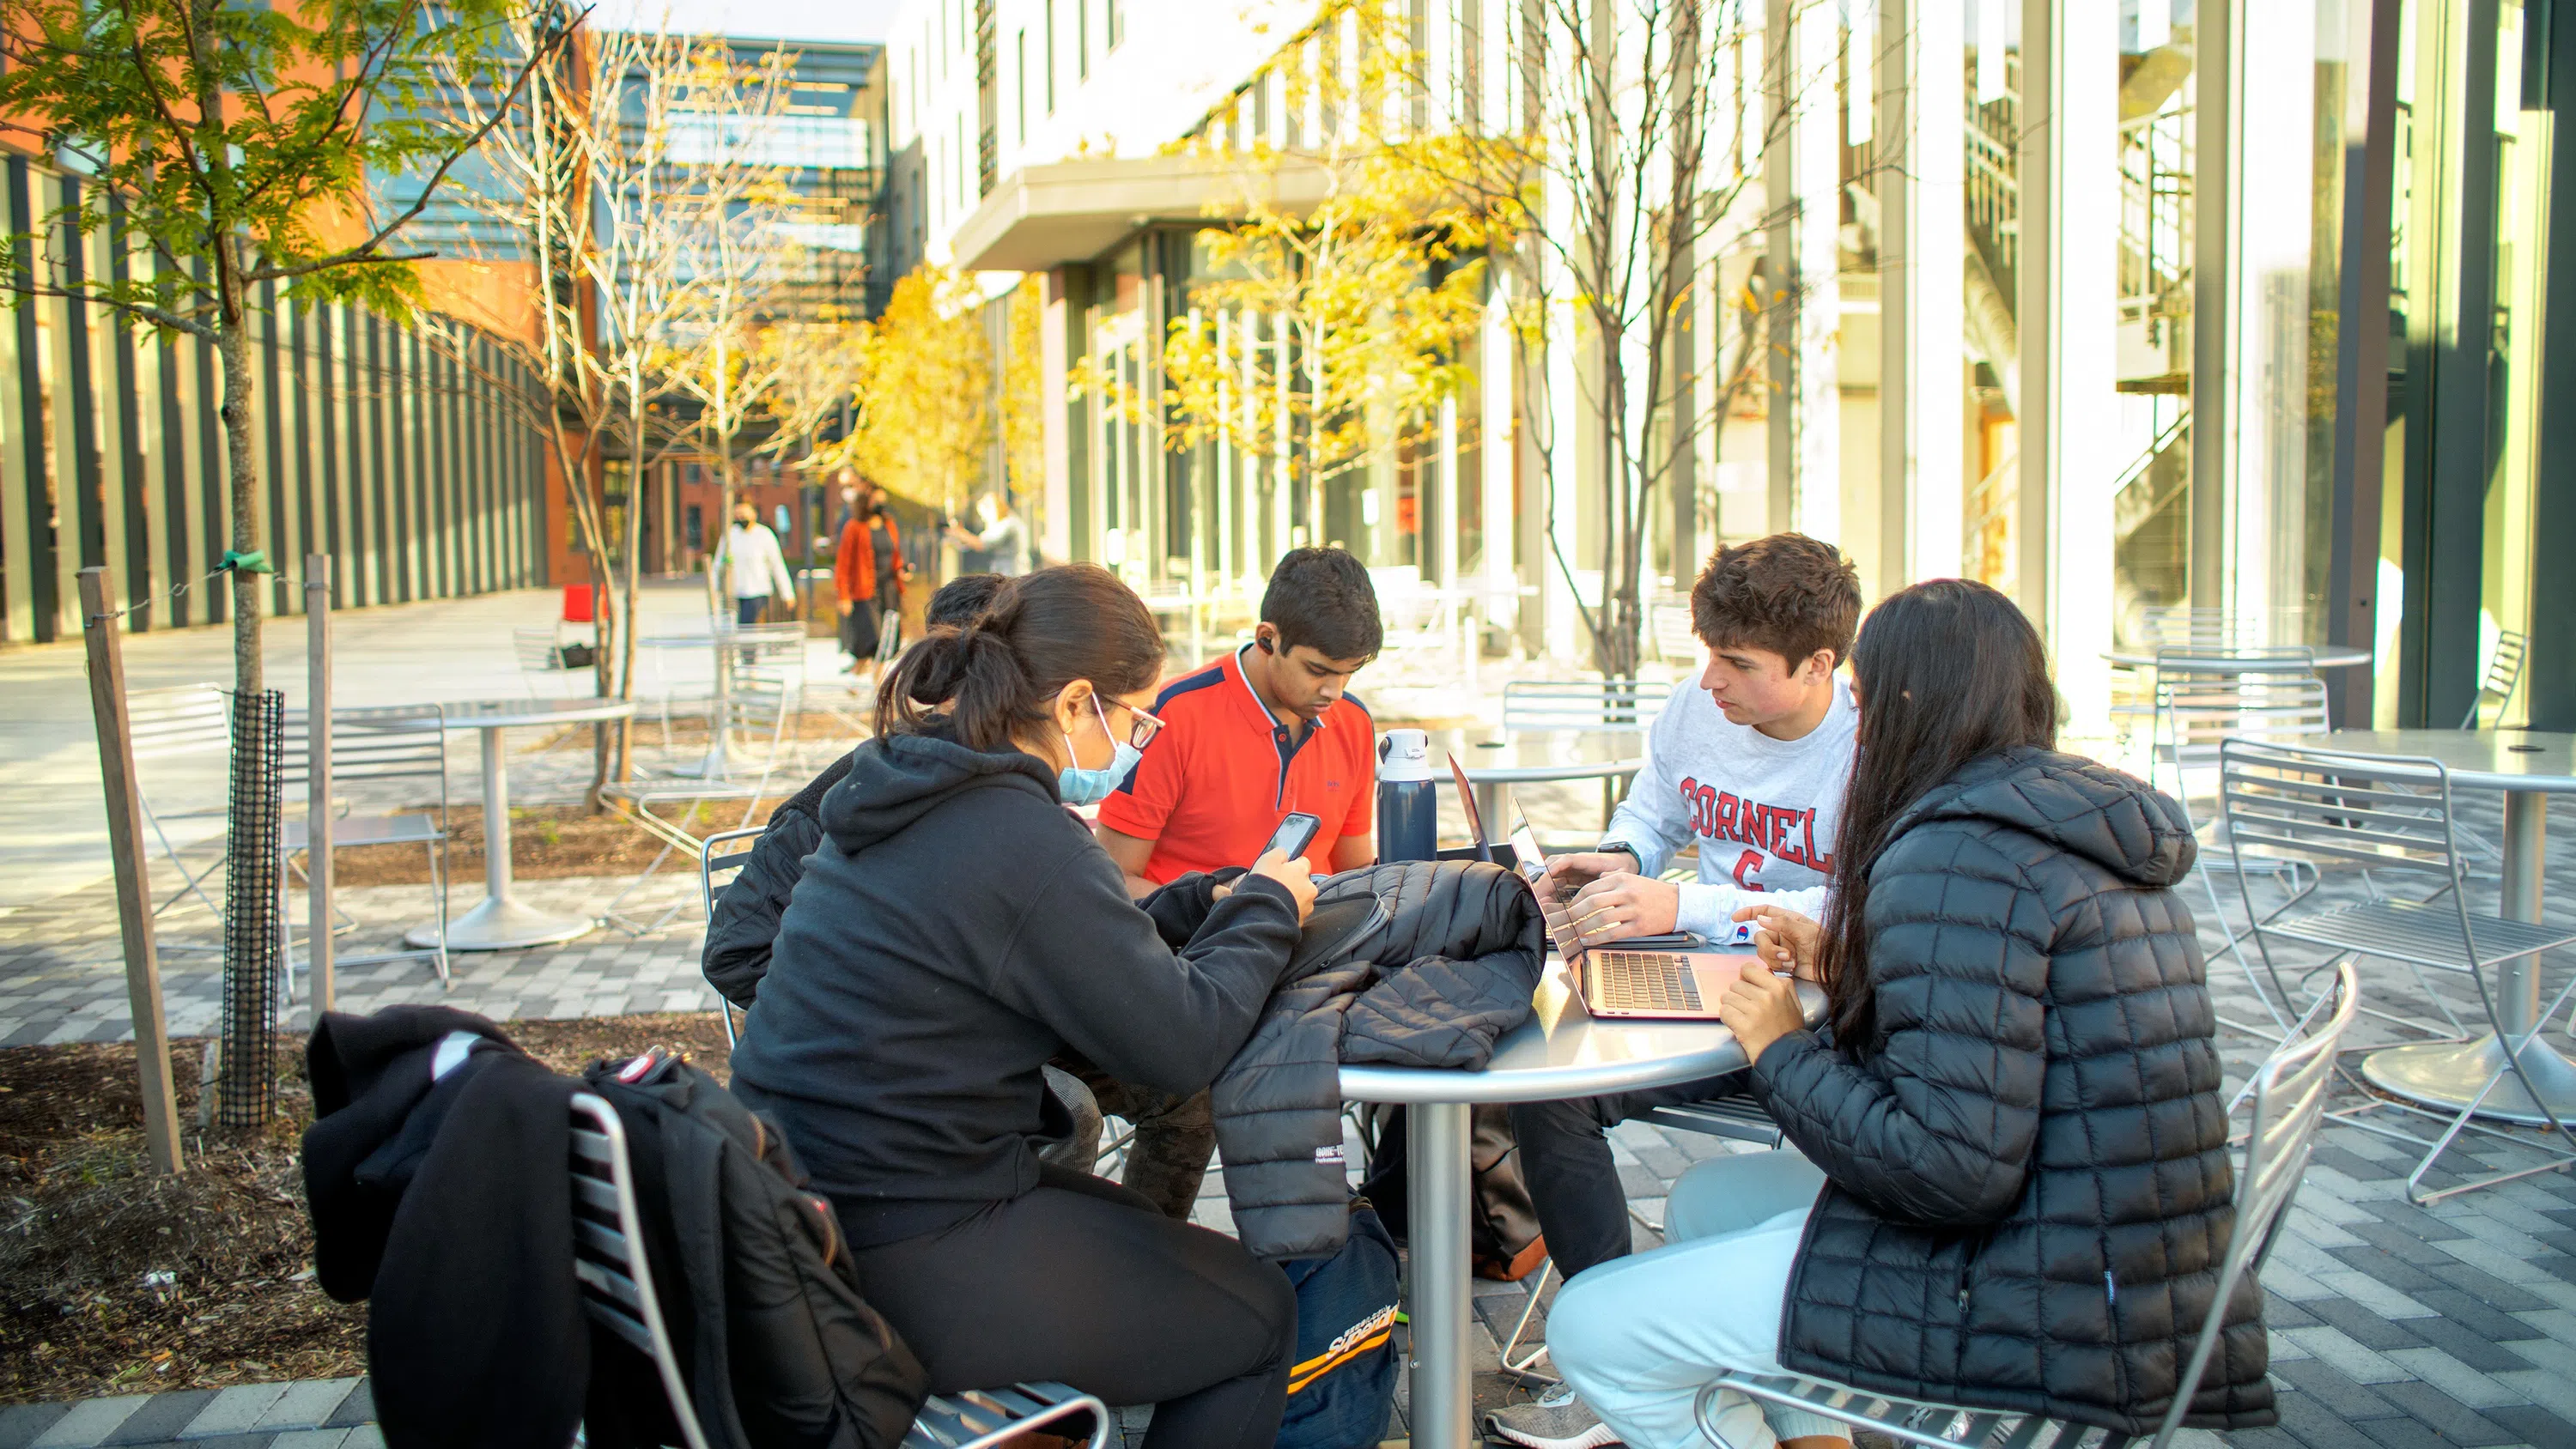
[1533, 579, 2271, 1449]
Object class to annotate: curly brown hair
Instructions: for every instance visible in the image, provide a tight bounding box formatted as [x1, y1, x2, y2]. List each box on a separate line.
[1687, 533, 1863, 668]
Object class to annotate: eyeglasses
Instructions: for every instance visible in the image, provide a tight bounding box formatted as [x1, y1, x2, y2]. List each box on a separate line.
[1103, 698, 1167, 750]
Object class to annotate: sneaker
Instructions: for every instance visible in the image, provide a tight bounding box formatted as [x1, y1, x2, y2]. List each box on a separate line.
[1485, 1383, 1622, 1447]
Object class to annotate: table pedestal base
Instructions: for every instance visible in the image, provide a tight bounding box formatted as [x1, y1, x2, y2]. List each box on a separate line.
[406, 895, 597, 953]
[1407, 1100, 1474, 1449]
[2361, 1034, 2576, 1126]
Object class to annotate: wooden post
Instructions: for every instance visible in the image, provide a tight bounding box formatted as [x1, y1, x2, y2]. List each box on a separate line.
[78, 567, 185, 1174]
[305, 556, 334, 1015]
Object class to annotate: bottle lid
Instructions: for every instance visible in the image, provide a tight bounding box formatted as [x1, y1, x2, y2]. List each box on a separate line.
[1376, 727, 1437, 781]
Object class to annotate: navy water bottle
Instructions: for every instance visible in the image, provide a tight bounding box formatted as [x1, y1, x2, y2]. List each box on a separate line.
[1376, 728, 1439, 863]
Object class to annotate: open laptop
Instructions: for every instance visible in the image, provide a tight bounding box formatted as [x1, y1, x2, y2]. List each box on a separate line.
[1502, 811, 1753, 1021]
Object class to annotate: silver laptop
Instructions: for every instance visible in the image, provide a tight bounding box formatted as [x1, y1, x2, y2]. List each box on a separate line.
[1505, 815, 1753, 1021]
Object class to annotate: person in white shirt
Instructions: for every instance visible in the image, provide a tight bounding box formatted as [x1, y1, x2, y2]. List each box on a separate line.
[1487, 533, 1862, 1449]
[715, 502, 797, 627]
[947, 489, 1030, 576]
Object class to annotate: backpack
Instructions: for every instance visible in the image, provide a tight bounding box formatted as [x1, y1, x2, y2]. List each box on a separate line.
[1276, 1200, 1404, 1449]
[581, 1051, 929, 1449]
[1356, 1103, 1549, 1281]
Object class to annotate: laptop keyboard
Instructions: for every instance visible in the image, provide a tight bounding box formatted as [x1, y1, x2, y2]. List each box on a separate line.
[1593, 951, 1703, 1013]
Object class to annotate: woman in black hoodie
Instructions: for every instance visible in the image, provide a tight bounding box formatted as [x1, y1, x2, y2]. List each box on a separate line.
[729, 564, 1316, 1449]
[1502, 579, 2271, 1449]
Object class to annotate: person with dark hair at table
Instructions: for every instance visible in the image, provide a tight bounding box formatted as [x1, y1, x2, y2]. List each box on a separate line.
[730, 564, 1315, 1449]
[1097, 545, 1384, 898]
[1493, 579, 2269, 1449]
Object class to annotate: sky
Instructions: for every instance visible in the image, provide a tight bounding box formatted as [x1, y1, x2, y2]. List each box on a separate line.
[587, 0, 899, 44]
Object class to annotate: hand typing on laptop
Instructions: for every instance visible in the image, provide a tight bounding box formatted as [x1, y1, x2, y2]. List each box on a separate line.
[1562, 870, 1681, 948]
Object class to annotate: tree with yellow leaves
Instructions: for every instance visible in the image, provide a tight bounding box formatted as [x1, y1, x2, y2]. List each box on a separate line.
[838, 264, 993, 516]
[1151, 141, 1510, 518]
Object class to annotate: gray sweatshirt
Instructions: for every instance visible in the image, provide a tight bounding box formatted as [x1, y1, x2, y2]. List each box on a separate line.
[1599, 675, 1857, 939]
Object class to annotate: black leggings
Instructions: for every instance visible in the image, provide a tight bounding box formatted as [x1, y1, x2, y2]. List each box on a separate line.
[843, 1166, 1296, 1449]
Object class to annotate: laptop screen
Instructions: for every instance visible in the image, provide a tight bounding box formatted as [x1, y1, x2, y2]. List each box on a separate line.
[1509, 819, 1589, 963]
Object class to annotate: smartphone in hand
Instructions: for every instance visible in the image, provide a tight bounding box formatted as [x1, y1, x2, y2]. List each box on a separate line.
[1262, 811, 1322, 864]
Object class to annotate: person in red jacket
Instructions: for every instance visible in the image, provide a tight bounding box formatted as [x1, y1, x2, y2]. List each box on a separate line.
[834, 476, 909, 681]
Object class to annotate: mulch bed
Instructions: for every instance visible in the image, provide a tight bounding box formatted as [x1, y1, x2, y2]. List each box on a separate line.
[0, 1014, 732, 1405]
[323, 799, 795, 887]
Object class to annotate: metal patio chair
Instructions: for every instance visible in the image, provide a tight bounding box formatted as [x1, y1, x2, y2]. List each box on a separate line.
[1698, 957, 2358, 1449]
[2148, 659, 2334, 1038]
[698, 825, 765, 1047]
[278, 704, 453, 990]
[1504, 679, 1667, 822]
[568, 1092, 1111, 1449]
[2461, 628, 2529, 730]
[599, 676, 798, 937]
[126, 683, 234, 930]
[2221, 739, 2576, 1202]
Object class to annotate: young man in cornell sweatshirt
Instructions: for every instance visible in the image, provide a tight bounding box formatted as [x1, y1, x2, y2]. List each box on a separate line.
[1487, 534, 1861, 1449]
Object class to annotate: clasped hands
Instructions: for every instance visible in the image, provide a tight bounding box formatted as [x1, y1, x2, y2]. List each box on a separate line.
[1542, 852, 1817, 1062]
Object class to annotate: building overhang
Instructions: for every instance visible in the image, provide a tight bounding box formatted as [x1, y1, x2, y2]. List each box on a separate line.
[952, 153, 1334, 273]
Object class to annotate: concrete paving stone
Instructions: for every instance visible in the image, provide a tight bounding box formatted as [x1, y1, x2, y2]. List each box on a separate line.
[2274, 1386, 2396, 1446]
[2411, 1288, 2550, 1343]
[314, 1386, 368, 1434]
[2314, 1144, 2406, 1183]
[2381, 1347, 2526, 1410]
[2221, 1429, 2307, 1449]
[173, 1436, 277, 1449]
[2492, 1366, 2576, 1428]
[332, 1429, 380, 1449]
[27, 1398, 146, 1449]
[2366, 1379, 2524, 1447]
[2483, 1401, 2576, 1449]
[2282, 1204, 2368, 1248]
[2276, 1325, 2415, 1385]
[2272, 1350, 2408, 1410]
[246, 1383, 355, 1434]
[2399, 1313, 2542, 1374]
[175, 1385, 289, 1440]
[2327, 1244, 2451, 1296]
[0, 1405, 74, 1449]
[264, 1433, 349, 1449]
[2296, 1292, 2431, 1350]
[2354, 1413, 2496, 1449]
[100, 1393, 219, 1446]
[2419, 1254, 2557, 1313]
[2263, 1292, 2322, 1329]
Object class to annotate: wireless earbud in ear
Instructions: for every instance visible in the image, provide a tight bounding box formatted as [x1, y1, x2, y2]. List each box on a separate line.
[1256, 636, 1276, 654]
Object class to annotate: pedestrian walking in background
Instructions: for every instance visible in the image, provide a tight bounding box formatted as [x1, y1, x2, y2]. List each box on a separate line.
[714, 501, 796, 627]
[835, 480, 911, 682]
[947, 489, 1030, 576]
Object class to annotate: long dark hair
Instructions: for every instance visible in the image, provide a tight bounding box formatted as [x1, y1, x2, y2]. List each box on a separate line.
[1820, 579, 2057, 1046]
[872, 563, 1166, 750]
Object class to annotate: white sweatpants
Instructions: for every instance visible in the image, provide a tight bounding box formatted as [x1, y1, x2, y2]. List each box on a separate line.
[1545, 1149, 1850, 1449]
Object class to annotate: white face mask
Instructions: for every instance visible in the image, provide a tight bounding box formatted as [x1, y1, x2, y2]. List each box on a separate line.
[1058, 694, 1142, 806]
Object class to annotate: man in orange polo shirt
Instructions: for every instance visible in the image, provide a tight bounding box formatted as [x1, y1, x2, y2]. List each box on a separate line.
[1098, 546, 1385, 896]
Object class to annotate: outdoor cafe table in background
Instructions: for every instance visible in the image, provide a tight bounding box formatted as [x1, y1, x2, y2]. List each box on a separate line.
[398, 696, 636, 952]
[1339, 963, 1826, 1449]
[2101, 645, 2375, 670]
[635, 624, 787, 779]
[1426, 726, 1649, 844]
[2303, 730, 2576, 1124]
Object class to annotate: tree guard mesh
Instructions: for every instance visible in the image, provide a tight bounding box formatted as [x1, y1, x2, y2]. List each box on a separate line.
[221, 687, 283, 1131]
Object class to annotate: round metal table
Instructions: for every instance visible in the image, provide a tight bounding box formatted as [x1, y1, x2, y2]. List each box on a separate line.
[396, 697, 635, 952]
[2289, 730, 2576, 1125]
[1425, 727, 1649, 842]
[2102, 646, 2376, 670]
[1340, 961, 1823, 1449]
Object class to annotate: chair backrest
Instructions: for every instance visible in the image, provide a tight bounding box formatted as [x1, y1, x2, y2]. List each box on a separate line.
[2154, 664, 2331, 785]
[126, 684, 231, 765]
[2151, 957, 2358, 1446]
[513, 627, 563, 673]
[2217, 738, 2478, 953]
[570, 1092, 714, 1449]
[281, 706, 450, 808]
[700, 826, 765, 1046]
[1501, 679, 1664, 731]
[1648, 596, 1698, 662]
[2464, 629, 2529, 729]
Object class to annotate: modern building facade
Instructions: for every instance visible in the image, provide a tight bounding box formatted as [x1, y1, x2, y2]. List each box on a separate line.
[884, 0, 2573, 733]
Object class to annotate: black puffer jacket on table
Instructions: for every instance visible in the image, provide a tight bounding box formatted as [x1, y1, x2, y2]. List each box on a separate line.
[1753, 748, 2272, 1436]
[1212, 859, 1543, 1260]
